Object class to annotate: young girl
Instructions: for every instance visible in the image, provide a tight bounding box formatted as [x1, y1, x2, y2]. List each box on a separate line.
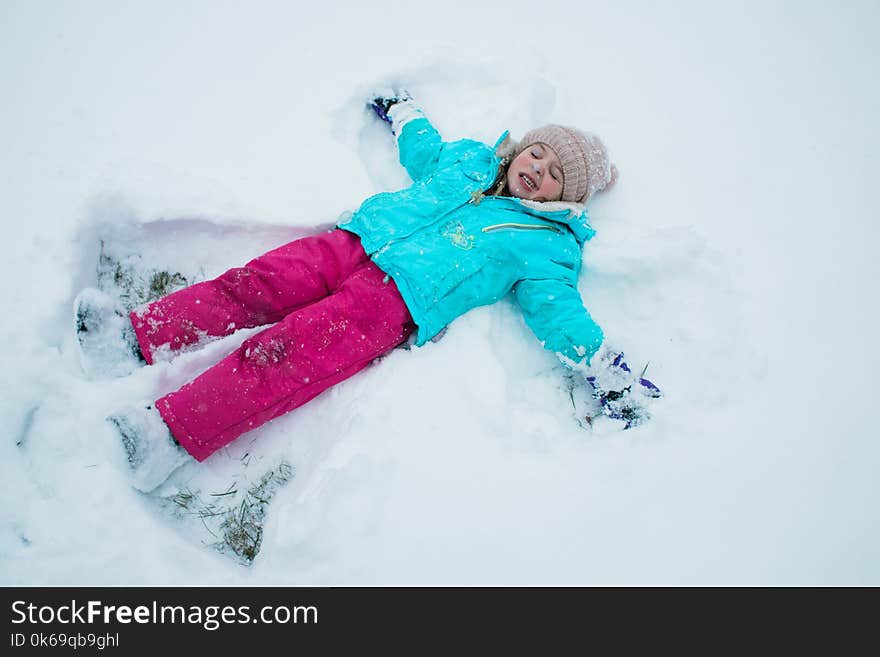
[78, 89, 661, 492]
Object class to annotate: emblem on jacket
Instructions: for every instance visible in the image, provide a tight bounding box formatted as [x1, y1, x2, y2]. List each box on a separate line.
[442, 221, 475, 250]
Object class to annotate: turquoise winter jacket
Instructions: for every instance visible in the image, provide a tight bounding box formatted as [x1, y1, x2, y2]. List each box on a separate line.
[337, 116, 605, 366]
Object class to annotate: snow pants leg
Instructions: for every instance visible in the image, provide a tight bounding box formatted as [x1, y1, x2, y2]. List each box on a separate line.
[129, 229, 415, 461]
[130, 228, 379, 364]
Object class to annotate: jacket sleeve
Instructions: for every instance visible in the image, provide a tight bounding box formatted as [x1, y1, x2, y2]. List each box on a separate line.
[388, 102, 443, 182]
[513, 276, 605, 367]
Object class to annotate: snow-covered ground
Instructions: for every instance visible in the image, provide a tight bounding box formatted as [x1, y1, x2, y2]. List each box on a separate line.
[1, 0, 877, 584]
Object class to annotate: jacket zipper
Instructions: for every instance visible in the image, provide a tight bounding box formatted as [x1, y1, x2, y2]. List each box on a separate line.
[481, 222, 561, 234]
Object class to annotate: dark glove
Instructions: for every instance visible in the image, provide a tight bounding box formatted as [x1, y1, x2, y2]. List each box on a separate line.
[586, 349, 662, 429]
[368, 88, 412, 126]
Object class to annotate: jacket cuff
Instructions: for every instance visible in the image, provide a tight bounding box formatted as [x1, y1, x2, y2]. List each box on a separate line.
[388, 99, 426, 136]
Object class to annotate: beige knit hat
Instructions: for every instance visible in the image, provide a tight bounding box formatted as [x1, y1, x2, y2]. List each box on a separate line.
[514, 125, 618, 204]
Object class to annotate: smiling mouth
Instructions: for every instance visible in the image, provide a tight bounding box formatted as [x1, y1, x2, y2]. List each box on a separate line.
[519, 173, 537, 192]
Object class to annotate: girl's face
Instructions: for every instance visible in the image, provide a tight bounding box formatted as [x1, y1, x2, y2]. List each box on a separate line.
[505, 142, 564, 202]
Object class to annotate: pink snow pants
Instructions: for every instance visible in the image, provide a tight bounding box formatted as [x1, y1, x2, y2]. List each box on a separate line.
[129, 229, 415, 461]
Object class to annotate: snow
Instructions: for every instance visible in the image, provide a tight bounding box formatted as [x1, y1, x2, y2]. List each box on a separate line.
[1, 0, 878, 584]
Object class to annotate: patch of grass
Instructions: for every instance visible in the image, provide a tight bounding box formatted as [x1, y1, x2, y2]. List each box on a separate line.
[148, 270, 189, 301]
[157, 461, 294, 565]
[96, 241, 193, 310]
[214, 462, 294, 564]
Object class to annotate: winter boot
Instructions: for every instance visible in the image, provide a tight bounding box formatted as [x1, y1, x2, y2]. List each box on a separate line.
[75, 287, 146, 379]
[107, 402, 190, 492]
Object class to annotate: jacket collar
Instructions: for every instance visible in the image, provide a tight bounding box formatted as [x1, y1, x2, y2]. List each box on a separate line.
[519, 199, 596, 242]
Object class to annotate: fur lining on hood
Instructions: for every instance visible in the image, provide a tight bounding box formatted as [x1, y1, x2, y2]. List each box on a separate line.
[494, 131, 519, 160]
[519, 198, 587, 217]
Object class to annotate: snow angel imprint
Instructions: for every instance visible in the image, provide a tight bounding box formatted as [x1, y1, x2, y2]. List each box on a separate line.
[75, 87, 661, 493]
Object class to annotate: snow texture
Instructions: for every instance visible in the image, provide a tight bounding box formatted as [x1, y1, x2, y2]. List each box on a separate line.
[1, 0, 878, 584]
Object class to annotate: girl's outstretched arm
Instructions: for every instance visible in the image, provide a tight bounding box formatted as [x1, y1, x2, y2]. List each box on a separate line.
[514, 277, 662, 428]
[370, 89, 443, 182]
[513, 276, 605, 368]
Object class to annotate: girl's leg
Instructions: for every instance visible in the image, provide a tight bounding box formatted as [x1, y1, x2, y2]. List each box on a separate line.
[130, 229, 370, 363]
[155, 260, 415, 461]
